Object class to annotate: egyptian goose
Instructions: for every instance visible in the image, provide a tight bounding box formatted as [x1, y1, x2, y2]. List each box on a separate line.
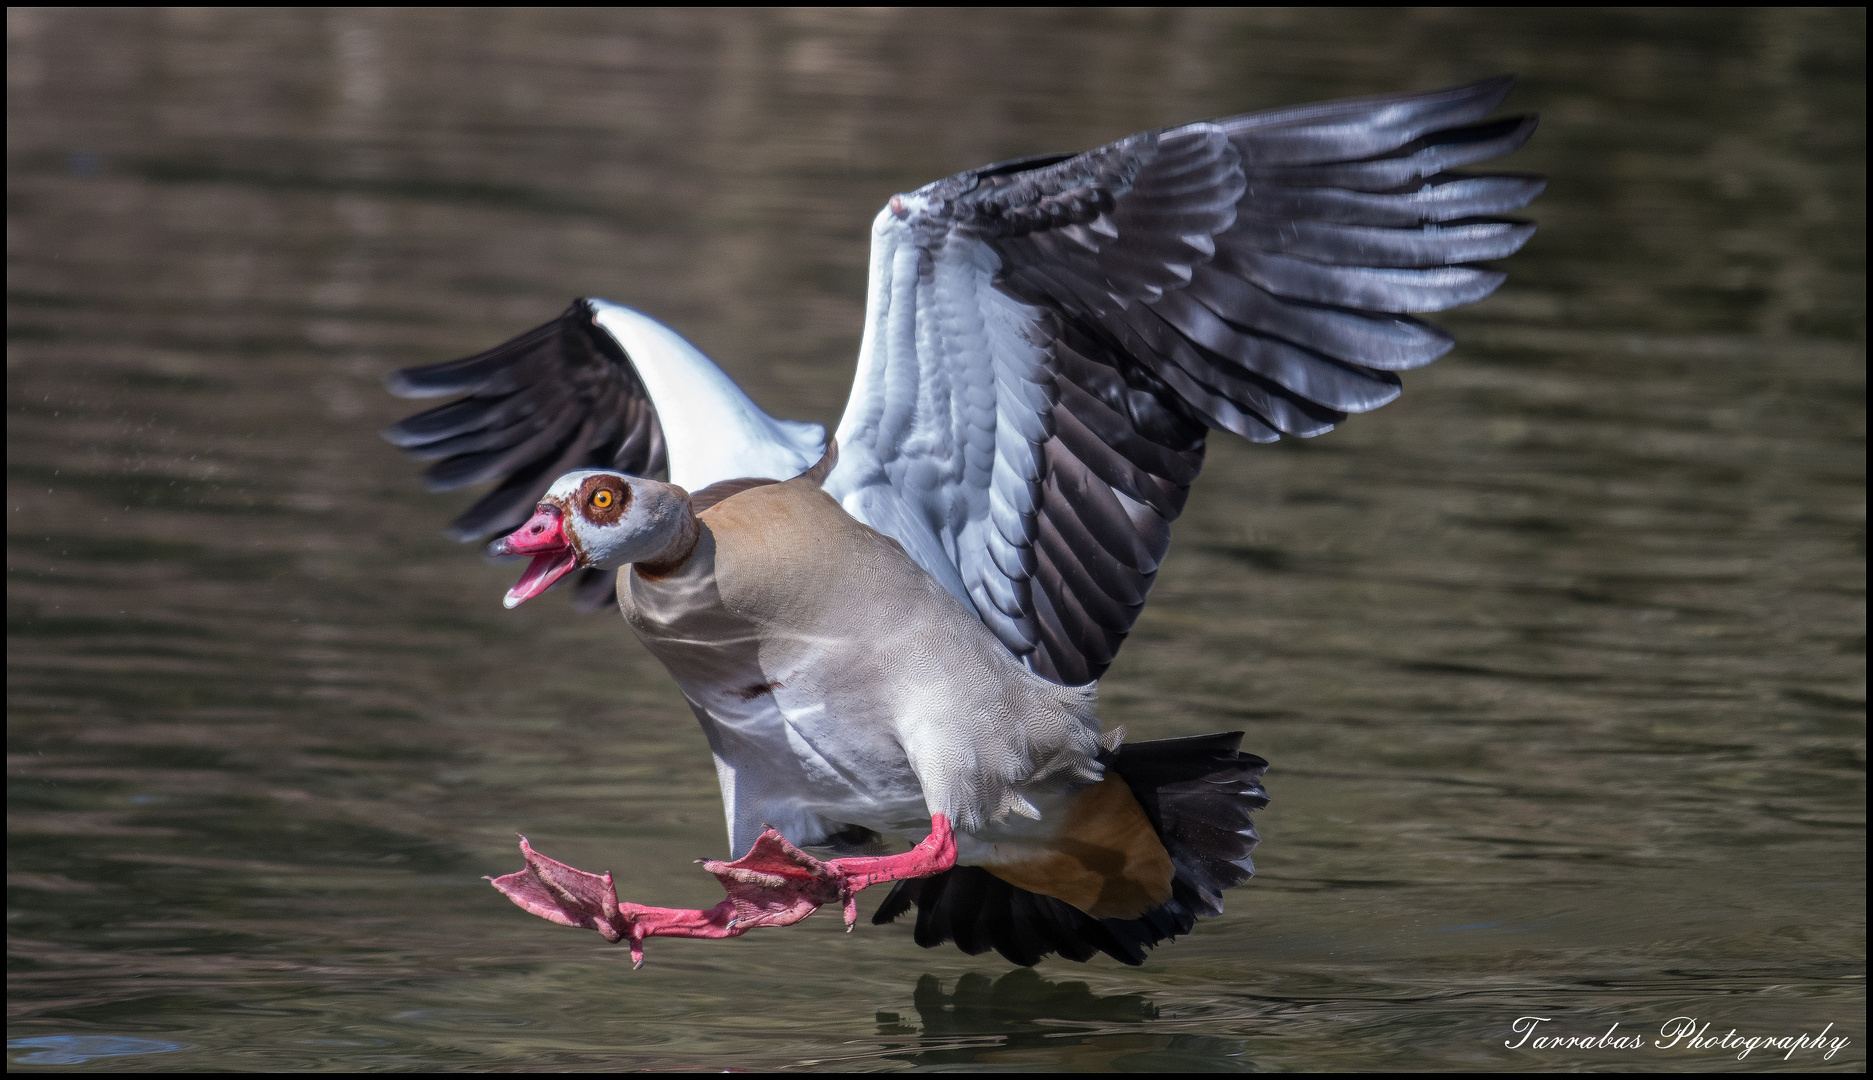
[385, 78, 1542, 966]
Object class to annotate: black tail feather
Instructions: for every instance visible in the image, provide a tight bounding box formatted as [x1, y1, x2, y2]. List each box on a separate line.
[873, 731, 1268, 966]
[873, 878, 916, 924]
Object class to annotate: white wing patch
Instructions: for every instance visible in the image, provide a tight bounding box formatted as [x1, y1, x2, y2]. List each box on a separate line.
[589, 300, 824, 492]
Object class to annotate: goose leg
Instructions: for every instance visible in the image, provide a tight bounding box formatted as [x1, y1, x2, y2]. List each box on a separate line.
[489, 814, 956, 967]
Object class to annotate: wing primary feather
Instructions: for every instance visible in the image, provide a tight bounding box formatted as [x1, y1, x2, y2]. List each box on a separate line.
[443, 417, 604, 540]
[1219, 248, 1507, 314]
[1147, 294, 1403, 413]
[419, 410, 584, 492]
[1217, 75, 1515, 164]
[383, 317, 565, 400]
[1242, 174, 1547, 227]
[1182, 265, 1455, 372]
[1228, 215, 1537, 269]
[1250, 115, 1538, 192]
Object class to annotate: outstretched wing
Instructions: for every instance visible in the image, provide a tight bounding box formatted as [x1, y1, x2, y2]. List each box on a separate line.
[825, 76, 1543, 684]
[384, 299, 823, 608]
[384, 301, 668, 543]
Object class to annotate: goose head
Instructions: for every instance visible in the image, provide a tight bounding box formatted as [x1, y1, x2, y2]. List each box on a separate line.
[489, 470, 696, 609]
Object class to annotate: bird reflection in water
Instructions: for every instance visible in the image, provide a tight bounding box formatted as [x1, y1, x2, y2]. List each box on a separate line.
[872, 968, 1251, 1070]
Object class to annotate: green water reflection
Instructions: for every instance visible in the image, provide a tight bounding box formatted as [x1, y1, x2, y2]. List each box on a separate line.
[8, 7, 1864, 1072]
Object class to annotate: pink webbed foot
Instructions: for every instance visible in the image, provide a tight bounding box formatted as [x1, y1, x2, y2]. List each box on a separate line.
[488, 815, 956, 967]
[490, 835, 633, 942]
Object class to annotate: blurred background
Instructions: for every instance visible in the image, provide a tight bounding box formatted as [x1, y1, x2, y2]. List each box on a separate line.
[7, 8, 1864, 1072]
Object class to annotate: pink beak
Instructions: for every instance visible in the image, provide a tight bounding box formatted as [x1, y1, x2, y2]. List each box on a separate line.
[490, 505, 578, 609]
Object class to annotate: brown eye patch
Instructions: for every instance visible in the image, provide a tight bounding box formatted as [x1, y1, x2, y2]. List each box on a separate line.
[577, 474, 629, 525]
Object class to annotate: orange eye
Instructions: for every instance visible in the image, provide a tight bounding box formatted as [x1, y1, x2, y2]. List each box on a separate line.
[592, 490, 615, 509]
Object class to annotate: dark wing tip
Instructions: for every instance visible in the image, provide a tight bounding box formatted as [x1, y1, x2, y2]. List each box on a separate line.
[382, 300, 667, 557]
[1489, 113, 1541, 158]
[1466, 72, 1517, 104]
[381, 368, 428, 400]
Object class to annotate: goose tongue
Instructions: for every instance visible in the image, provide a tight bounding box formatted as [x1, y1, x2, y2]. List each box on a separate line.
[490, 506, 577, 609]
[503, 548, 577, 609]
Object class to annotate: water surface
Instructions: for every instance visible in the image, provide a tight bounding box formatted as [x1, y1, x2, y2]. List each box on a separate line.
[8, 8, 1864, 1072]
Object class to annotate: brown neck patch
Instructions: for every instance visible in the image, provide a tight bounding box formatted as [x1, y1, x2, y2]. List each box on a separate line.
[576, 474, 630, 526]
[634, 511, 701, 580]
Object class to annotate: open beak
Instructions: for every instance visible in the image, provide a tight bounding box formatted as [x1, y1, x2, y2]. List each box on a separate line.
[489, 505, 577, 609]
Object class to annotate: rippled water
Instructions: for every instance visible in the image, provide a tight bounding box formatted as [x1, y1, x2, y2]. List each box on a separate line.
[8, 8, 1864, 1072]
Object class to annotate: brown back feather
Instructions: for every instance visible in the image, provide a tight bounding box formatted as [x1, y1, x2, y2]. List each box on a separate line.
[688, 436, 838, 513]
